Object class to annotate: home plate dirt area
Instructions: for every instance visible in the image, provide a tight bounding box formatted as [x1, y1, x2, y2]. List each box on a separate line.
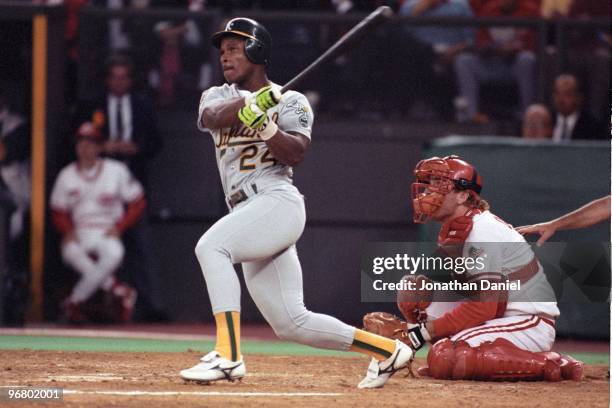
[0, 350, 608, 408]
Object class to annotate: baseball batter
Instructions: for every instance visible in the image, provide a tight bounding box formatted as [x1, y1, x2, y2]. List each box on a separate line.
[50, 122, 145, 322]
[364, 155, 583, 381]
[180, 17, 412, 389]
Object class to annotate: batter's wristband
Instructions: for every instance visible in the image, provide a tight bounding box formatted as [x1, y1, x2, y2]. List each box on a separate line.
[406, 324, 431, 350]
[244, 93, 255, 107]
[258, 120, 278, 141]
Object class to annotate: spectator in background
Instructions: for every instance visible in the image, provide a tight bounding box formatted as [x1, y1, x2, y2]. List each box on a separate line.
[149, 0, 205, 106]
[0, 86, 31, 326]
[400, 0, 474, 58]
[91, 0, 208, 106]
[539, 1, 609, 123]
[453, 0, 539, 123]
[50, 122, 144, 323]
[102, 0, 132, 53]
[75, 55, 166, 321]
[563, 0, 610, 123]
[87, 0, 157, 96]
[399, 0, 474, 120]
[540, 0, 572, 19]
[63, 0, 90, 109]
[319, 0, 382, 115]
[551, 74, 605, 141]
[0, 89, 30, 244]
[522, 103, 552, 139]
[76, 55, 162, 186]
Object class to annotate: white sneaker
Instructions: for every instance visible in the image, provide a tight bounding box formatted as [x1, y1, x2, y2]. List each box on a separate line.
[357, 340, 413, 389]
[180, 351, 246, 383]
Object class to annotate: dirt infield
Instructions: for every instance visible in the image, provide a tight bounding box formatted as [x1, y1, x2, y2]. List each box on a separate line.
[0, 350, 608, 407]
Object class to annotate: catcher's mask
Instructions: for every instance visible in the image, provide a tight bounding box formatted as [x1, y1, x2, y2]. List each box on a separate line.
[211, 17, 272, 65]
[411, 155, 482, 223]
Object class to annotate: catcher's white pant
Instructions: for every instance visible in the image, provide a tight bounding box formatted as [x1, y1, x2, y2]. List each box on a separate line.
[195, 185, 356, 350]
[62, 228, 124, 303]
[426, 302, 556, 352]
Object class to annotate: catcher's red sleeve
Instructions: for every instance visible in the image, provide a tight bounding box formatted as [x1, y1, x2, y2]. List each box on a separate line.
[432, 301, 504, 338]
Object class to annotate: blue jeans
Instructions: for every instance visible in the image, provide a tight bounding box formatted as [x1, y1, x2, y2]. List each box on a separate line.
[454, 51, 536, 121]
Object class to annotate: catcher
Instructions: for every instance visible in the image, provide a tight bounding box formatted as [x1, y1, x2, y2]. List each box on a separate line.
[363, 155, 583, 381]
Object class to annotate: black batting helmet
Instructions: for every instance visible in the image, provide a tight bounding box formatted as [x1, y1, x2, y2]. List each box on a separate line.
[211, 18, 272, 65]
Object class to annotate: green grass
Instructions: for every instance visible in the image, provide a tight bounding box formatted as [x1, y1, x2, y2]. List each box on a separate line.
[0, 335, 428, 358]
[0, 335, 606, 365]
[564, 352, 609, 365]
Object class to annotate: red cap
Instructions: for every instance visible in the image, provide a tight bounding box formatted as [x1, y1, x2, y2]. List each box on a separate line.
[75, 122, 103, 143]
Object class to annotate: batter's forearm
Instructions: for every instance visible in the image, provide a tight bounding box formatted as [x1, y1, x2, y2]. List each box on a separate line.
[551, 195, 611, 231]
[265, 132, 309, 167]
[201, 97, 245, 129]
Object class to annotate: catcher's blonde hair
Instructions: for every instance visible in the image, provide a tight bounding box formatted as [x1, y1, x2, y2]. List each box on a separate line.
[466, 193, 489, 211]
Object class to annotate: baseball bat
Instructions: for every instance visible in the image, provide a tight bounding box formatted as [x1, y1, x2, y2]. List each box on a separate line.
[280, 5, 394, 94]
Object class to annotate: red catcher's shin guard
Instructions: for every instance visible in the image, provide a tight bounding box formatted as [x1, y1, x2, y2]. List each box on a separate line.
[427, 338, 564, 381]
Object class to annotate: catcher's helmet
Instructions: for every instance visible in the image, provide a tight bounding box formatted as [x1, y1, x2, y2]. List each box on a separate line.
[211, 18, 272, 65]
[411, 155, 483, 223]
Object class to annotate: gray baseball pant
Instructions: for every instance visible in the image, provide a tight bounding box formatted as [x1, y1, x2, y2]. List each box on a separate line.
[195, 186, 355, 350]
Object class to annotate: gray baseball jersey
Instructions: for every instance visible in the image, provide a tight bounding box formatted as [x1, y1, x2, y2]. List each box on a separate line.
[197, 83, 314, 197]
[191, 80, 357, 361]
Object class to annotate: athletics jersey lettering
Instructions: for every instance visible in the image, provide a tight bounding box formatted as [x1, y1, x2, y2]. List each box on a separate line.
[198, 83, 312, 197]
[216, 113, 280, 149]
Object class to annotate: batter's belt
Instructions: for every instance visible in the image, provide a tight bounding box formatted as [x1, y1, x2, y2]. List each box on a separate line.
[226, 179, 299, 209]
[227, 183, 258, 208]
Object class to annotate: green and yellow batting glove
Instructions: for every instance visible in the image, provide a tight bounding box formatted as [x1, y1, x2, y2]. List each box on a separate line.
[253, 85, 282, 111]
[238, 103, 267, 129]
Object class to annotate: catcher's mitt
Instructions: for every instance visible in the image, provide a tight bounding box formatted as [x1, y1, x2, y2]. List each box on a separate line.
[363, 311, 408, 343]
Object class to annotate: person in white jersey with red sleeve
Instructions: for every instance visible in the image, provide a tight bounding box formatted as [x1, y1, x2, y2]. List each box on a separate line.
[50, 122, 146, 322]
[365, 155, 583, 381]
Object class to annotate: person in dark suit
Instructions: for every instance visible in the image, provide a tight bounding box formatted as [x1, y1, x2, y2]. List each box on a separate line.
[551, 74, 606, 141]
[77, 55, 162, 187]
[74, 55, 166, 322]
